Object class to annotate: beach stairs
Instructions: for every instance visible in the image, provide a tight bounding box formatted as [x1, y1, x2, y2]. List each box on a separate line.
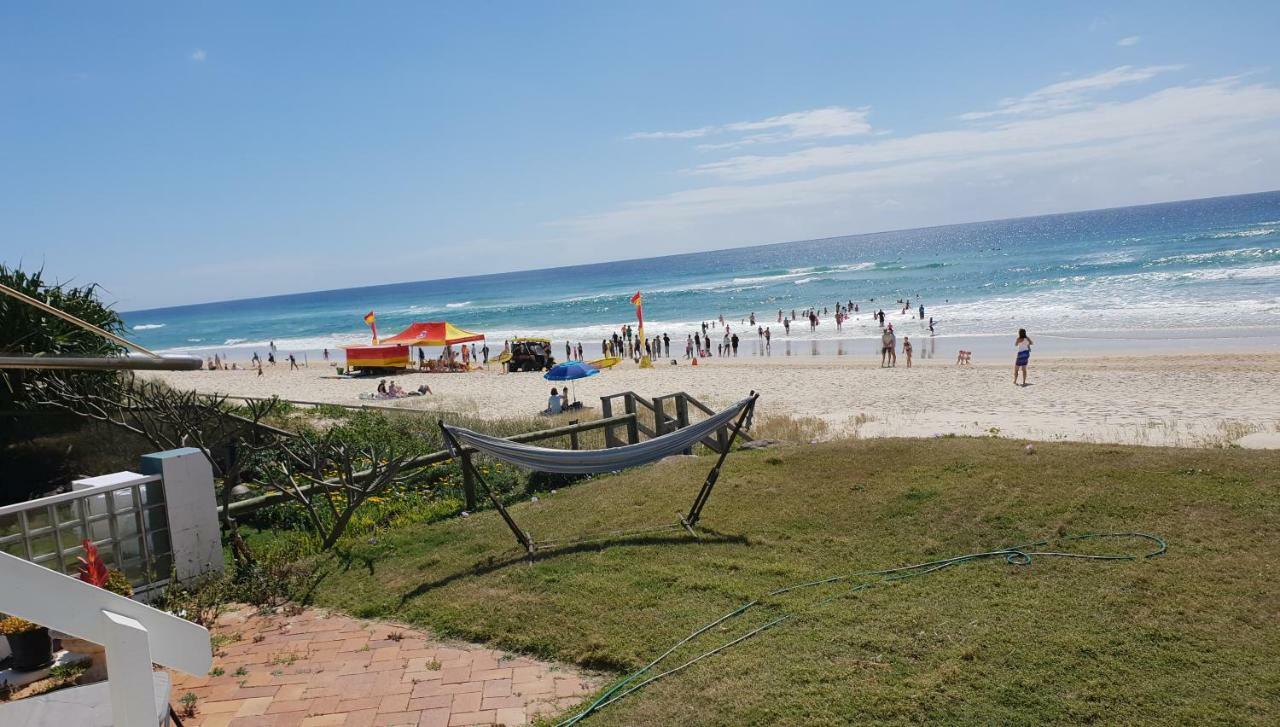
[599, 391, 752, 454]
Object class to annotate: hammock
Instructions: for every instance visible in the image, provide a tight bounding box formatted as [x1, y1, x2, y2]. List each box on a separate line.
[439, 393, 758, 554]
[442, 397, 753, 474]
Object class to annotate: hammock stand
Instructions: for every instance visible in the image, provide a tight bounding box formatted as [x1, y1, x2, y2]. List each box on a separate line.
[439, 392, 758, 555]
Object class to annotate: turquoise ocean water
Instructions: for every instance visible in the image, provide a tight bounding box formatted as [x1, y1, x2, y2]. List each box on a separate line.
[123, 191, 1280, 359]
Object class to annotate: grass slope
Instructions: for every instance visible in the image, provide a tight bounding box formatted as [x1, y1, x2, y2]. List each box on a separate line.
[301, 438, 1280, 725]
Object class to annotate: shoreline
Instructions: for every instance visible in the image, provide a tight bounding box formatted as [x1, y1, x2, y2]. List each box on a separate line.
[144, 350, 1280, 449]
[161, 326, 1280, 364]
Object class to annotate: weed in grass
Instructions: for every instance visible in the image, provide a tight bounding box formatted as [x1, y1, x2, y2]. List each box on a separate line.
[179, 692, 198, 718]
[233, 666, 248, 677]
[270, 651, 302, 666]
[47, 663, 86, 686]
[209, 666, 225, 677]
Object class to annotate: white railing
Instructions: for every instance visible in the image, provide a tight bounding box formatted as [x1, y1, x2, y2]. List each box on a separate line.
[0, 550, 211, 725]
[0, 448, 225, 600]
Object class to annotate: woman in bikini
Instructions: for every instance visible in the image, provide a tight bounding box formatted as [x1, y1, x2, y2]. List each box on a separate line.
[1014, 328, 1033, 386]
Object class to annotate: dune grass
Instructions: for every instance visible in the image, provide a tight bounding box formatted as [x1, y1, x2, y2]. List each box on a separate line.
[291, 437, 1280, 725]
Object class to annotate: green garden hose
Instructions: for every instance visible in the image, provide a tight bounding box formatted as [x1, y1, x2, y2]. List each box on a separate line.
[557, 531, 1166, 725]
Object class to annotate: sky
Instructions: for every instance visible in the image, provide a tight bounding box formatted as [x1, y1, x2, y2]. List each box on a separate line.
[3, 2, 1280, 311]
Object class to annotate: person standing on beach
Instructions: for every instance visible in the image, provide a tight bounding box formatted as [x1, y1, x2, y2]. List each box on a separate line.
[918, 303, 925, 320]
[1014, 328, 1033, 386]
[888, 327, 897, 367]
[482, 344, 490, 365]
[731, 333, 739, 356]
[903, 336, 913, 368]
[764, 327, 771, 353]
[288, 354, 298, 370]
[880, 328, 892, 367]
[663, 333, 670, 357]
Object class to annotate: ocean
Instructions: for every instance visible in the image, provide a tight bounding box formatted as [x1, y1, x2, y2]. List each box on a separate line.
[123, 191, 1280, 359]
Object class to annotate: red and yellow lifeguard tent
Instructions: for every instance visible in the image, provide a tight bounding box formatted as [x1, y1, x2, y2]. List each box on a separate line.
[379, 321, 485, 347]
[343, 317, 485, 373]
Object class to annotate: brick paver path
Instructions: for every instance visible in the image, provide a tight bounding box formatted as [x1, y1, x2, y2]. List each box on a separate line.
[168, 605, 601, 727]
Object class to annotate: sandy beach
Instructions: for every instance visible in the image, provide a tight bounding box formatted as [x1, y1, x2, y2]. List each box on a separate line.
[145, 351, 1280, 448]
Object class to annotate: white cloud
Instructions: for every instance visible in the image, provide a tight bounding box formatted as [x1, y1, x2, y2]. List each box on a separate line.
[959, 64, 1182, 120]
[1117, 35, 1142, 47]
[190, 49, 207, 62]
[629, 107, 872, 148]
[553, 72, 1280, 253]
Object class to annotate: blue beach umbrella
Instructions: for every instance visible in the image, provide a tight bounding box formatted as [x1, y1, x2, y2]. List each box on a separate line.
[544, 360, 600, 404]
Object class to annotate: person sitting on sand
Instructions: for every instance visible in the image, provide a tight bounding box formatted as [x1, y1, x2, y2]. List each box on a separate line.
[377, 379, 387, 395]
[408, 383, 432, 396]
[545, 387, 564, 415]
[1014, 328, 1033, 386]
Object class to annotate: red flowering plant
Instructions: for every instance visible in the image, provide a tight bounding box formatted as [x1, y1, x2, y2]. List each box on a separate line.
[77, 540, 133, 597]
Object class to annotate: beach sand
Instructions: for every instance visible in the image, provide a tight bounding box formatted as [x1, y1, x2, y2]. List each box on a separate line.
[144, 351, 1280, 448]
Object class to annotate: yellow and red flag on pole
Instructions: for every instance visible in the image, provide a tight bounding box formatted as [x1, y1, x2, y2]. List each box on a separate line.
[629, 291, 644, 335]
[364, 311, 379, 344]
[630, 291, 652, 368]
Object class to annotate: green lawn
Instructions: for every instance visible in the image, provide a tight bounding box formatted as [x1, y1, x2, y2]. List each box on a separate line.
[297, 438, 1280, 725]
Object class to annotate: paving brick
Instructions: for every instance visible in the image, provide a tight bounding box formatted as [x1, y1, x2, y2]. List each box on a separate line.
[451, 690, 483, 713]
[448, 710, 496, 726]
[494, 707, 528, 727]
[167, 606, 600, 727]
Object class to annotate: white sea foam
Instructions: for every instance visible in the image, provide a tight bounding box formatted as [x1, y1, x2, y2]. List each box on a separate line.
[445, 301, 471, 308]
[1148, 247, 1280, 266]
[132, 323, 165, 331]
[1210, 227, 1275, 239]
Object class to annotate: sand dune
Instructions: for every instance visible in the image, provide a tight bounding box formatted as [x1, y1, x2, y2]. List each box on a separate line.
[144, 351, 1280, 448]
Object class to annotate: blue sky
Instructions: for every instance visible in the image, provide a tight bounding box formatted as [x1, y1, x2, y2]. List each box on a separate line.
[3, 2, 1280, 310]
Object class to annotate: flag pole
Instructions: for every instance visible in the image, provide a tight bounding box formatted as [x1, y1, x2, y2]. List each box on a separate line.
[632, 291, 652, 369]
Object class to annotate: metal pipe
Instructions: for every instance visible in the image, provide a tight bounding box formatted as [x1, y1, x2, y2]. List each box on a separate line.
[0, 355, 203, 371]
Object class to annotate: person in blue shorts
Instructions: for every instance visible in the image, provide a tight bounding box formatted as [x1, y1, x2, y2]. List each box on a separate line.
[1014, 328, 1033, 386]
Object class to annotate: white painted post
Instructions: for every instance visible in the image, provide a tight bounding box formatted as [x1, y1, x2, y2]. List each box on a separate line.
[141, 448, 223, 583]
[101, 611, 156, 727]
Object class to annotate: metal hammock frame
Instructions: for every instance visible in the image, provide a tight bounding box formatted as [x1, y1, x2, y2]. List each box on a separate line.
[438, 392, 757, 554]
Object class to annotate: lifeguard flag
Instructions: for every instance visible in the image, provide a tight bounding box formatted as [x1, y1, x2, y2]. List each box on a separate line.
[364, 311, 378, 344]
[629, 291, 642, 306]
[364, 311, 376, 326]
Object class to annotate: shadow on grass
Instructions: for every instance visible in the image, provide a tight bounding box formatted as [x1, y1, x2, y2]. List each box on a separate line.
[396, 528, 750, 607]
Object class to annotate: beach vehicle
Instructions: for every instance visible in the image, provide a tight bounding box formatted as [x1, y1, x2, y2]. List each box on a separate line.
[506, 337, 556, 372]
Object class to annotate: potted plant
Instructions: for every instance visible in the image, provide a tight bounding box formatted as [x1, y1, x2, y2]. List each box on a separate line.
[56, 540, 133, 680]
[0, 616, 53, 671]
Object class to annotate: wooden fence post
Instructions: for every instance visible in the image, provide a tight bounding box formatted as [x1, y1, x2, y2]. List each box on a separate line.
[601, 396, 617, 447]
[676, 394, 692, 454]
[624, 394, 640, 444]
[460, 451, 477, 512]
